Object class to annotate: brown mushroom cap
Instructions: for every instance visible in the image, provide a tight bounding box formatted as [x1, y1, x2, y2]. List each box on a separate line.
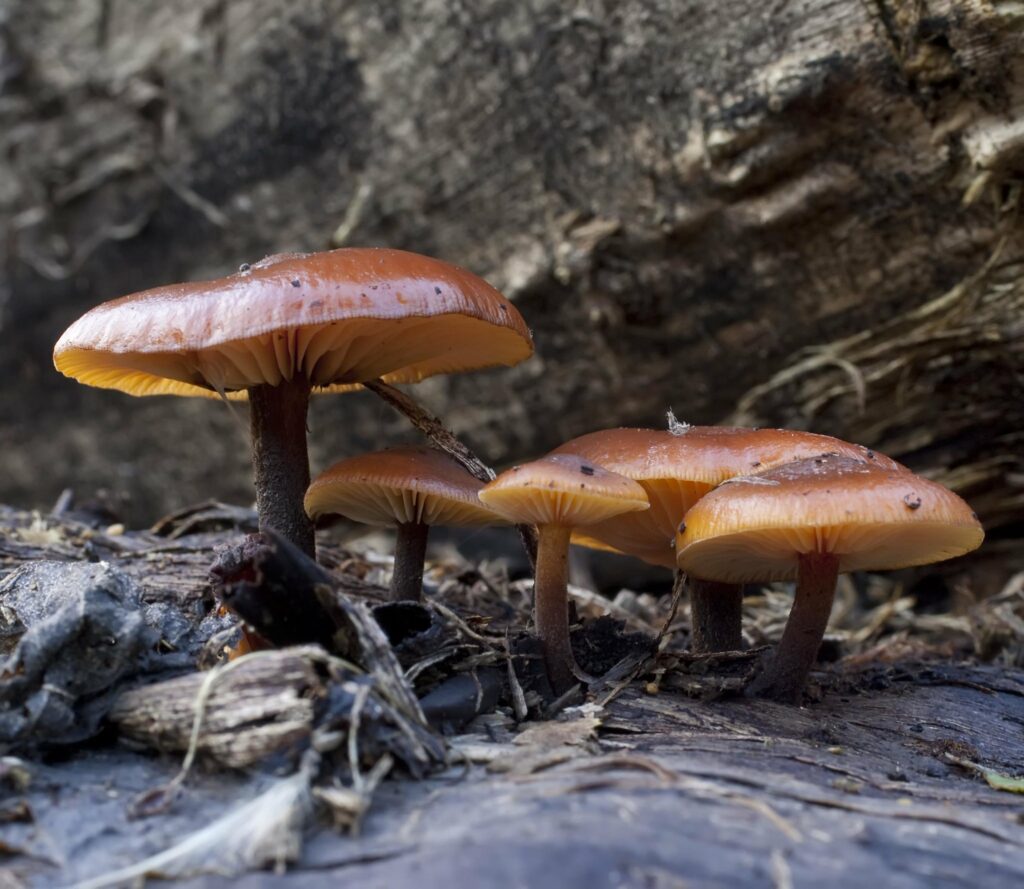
[478, 454, 649, 527]
[305, 445, 504, 528]
[53, 248, 533, 398]
[676, 455, 983, 583]
[552, 427, 904, 568]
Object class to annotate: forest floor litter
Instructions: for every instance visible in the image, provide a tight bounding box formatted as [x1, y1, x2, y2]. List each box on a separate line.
[1, 502, 1022, 888]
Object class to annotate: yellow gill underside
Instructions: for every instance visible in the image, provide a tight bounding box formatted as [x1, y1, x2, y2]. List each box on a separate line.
[570, 530, 677, 568]
[677, 521, 985, 583]
[567, 478, 711, 568]
[54, 314, 528, 398]
[479, 487, 648, 528]
[305, 480, 500, 528]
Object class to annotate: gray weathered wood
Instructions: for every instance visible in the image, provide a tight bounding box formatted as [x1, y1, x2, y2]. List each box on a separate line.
[2, 506, 1023, 887]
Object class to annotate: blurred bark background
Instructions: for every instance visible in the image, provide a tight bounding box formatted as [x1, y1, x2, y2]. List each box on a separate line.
[1, 1, 1021, 573]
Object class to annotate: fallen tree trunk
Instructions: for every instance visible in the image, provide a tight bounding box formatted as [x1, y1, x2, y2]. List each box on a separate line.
[1, 0, 1022, 545]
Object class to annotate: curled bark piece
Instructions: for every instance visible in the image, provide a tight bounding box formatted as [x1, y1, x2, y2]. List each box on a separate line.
[209, 531, 349, 655]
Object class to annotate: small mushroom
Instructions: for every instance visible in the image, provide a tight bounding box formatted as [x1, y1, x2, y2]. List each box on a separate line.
[53, 249, 533, 558]
[305, 445, 506, 602]
[552, 427, 903, 653]
[676, 455, 984, 702]
[479, 454, 649, 693]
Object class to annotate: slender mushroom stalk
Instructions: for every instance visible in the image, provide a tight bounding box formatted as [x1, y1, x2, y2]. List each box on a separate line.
[391, 520, 430, 602]
[305, 446, 506, 603]
[248, 375, 315, 557]
[689, 577, 744, 653]
[479, 455, 649, 696]
[678, 455, 984, 703]
[747, 553, 838, 701]
[533, 524, 575, 691]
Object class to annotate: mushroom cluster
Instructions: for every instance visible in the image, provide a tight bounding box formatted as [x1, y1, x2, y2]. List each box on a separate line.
[550, 427, 904, 654]
[54, 248, 984, 704]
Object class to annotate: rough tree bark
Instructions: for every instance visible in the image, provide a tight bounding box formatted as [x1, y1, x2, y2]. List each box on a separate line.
[1, 1, 1021, 543]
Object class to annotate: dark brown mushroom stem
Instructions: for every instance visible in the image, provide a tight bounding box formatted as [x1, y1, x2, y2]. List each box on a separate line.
[391, 521, 430, 602]
[748, 552, 840, 702]
[364, 378, 538, 569]
[533, 524, 579, 694]
[689, 578, 744, 653]
[247, 374, 316, 558]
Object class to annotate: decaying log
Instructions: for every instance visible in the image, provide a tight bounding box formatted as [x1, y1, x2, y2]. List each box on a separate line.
[2, 0, 1023, 543]
[16, 668, 1024, 888]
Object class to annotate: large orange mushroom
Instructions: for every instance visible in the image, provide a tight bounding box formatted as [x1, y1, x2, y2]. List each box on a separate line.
[677, 455, 984, 701]
[54, 249, 533, 557]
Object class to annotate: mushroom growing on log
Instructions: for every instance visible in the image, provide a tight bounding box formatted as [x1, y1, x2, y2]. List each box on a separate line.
[304, 445, 507, 602]
[479, 454, 649, 694]
[676, 455, 984, 701]
[53, 248, 533, 557]
[553, 427, 901, 653]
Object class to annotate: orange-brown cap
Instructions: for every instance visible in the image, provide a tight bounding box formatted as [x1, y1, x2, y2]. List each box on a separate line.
[305, 445, 505, 528]
[552, 427, 903, 568]
[53, 248, 533, 399]
[478, 454, 649, 528]
[676, 455, 983, 583]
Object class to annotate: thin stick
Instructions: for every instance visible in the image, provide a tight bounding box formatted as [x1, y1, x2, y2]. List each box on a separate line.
[365, 379, 538, 568]
[657, 569, 689, 649]
[597, 570, 686, 708]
